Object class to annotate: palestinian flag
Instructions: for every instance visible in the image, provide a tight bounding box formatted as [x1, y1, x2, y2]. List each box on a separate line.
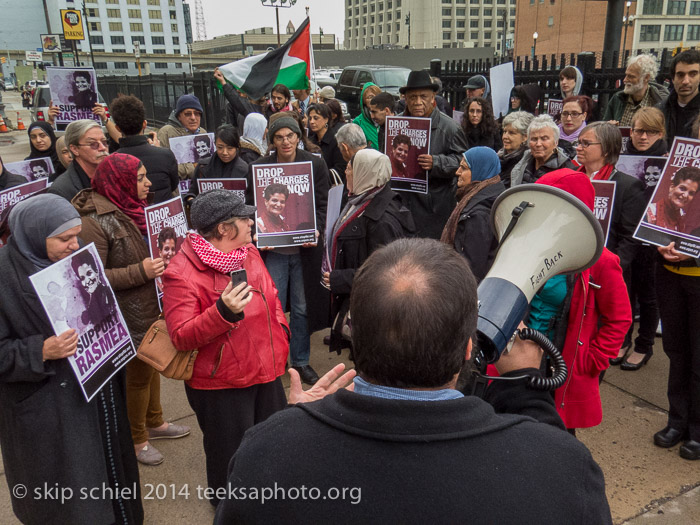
[218, 17, 313, 99]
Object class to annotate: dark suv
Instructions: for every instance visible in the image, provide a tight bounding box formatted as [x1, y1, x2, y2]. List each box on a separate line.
[335, 65, 411, 118]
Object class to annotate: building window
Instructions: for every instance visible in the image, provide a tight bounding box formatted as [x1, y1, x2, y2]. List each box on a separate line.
[147, 0, 160, 4]
[170, 10, 177, 19]
[152, 36, 165, 44]
[106, 9, 120, 17]
[497, 20, 504, 27]
[109, 22, 122, 31]
[548, 16, 554, 26]
[172, 36, 179, 45]
[691, 1, 700, 14]
[126, 0, 139, 4]
[484, 20, 492, 27]
[128, 9, 140, 17]
[396, 0, 401, 6]
[111, 35, 125, 44]
[171, 23, 178, 32]
[151, 23, 163, 32]
[643, 0, 663, 14]
[457, 0, 466, 3]
[443, 7, 452, 14]
[470, 8, 479, 15]
[457, 20, 465, 28]
[94, 62, 108, 70]
[443, 31, 452, 39]
[530, 0, 535, 4]
[664, 24, 684, 40]
[175, 62, 182, 68]
[89, 22, 101, 31]
[169, 0, 175, 5]
[667, 0, 687, 14]
[485, 31, 492, 38]
[149, 9, 162, 19]
[155, 63, 168, 69]
[471, 31, 479, 39]
[442, 20, 452, 28]
[484, 8, 492, 15]
[396, 22, 400, 31]
[105, 0, 118, 3]
[510, 20, 515, 27]
[153, 49, 166, 54]
[639, 25, 661, 41]
[470, 20, 479, 27]
[114, 62, 128, 69]
[510, 7, 516, 15]
[443, 0, 452, 3]
[132, 36, 145, 45]
[457, 32, 465, 38]
[457, 7, 466, 15]
[130, 22, 143, 31]
[688, 25, 700, 39]
[86, 8, 98, 17]
[90, 35, 104, 45]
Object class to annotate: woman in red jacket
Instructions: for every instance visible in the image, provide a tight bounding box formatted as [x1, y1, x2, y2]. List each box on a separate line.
[533, 169, 632, 432]
[162, 189, 289, 507]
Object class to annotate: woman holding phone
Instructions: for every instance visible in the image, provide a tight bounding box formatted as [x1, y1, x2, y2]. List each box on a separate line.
[162, 189, 290, 507]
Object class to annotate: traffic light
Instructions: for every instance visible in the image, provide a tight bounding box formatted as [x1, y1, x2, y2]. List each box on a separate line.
[0, 57, 6, 64]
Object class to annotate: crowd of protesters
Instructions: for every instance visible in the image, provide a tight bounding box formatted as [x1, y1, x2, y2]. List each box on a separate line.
[1, 47, 700, 524]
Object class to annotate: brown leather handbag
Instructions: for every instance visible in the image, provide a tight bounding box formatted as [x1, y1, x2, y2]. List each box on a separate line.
[137, 318, 198, 380]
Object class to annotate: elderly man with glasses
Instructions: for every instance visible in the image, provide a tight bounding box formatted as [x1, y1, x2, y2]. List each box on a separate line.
[157, 94, 208, 180]
[48, 119, 109, 202]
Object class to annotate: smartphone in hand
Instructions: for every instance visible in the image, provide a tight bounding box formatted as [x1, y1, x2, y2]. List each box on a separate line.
[230, 269, 247, 288]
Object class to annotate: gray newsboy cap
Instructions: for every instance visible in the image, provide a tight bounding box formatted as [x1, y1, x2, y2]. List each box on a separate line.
[190, 189, 256, 233]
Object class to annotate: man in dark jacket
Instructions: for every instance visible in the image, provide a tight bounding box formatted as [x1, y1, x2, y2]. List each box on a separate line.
[400, 70, 466, 239]
[48, 119, 108, 202]
[369, 91, 395, 153]
[247, 116, 329, 386]
[658, 49, 700, 142]
[214, 238, 612, 524]
[110, 95, 179, 204]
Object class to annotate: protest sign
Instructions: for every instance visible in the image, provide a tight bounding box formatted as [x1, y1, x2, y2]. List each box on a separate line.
[384, 116, 431, 194]
[169, 133, 216, 164]
[178, 180, 191, 196]
[547, 98, 563, 123]
[252, 161, 317, 248]
[634, 137, 700, 257]
[4, 157, 55, 182]
[197, 178, 246, 200]
[619, 127, 631, 153]
[0, 179, 49, 247]
[490, 62, 514, 118]
[321, 184, 345, 288]
[616, 155, 667, 200]
[452, 110, 464, 126]
[46, 66, 100, 131]
[30, 244, 136, 401]
[591, 180, 617, 244]
[144, 197, 189, 309]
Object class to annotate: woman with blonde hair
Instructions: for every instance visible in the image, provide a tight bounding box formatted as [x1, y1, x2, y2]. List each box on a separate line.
[624, 107, 667, 156]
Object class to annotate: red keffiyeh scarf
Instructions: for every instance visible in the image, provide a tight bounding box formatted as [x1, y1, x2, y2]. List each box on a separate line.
[92, 153, 148, 235]
[189, 232, 247, 274]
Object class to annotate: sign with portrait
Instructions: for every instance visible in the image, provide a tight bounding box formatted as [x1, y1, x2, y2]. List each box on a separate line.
[3, 157, 55, 182]
[197, 178, 247, 200]
[169, 133, 216, 164]
[547, 98, 563, 123]
[591, 180, 616, 244]
[384, 116, 431, 194]
[0, 179, 50, 246]
[46, 66, 100, 131]
[252, 161, 317, 248]
[634, 137, 700, 257]
[616, 155, 668, 201]
[29, 243, 136, 401]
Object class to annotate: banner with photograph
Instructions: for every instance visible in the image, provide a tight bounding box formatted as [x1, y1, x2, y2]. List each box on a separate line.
[252, 161, 317, 248]
[0, 179, 50, 247]
[616, 155, 667, 201]
[619, 127, 631, 153]
[46, 66, 100, 131]
[547, 98, 563, 123]
[591, 180, 617, 244]
[4, 157, 55, 182]
[634, 137, 700, 257]
[29, 244, 136, 402]
[384, 116, 431, 194]
[169, 133, 216, 164]
[144, 197, 188, 309]
[197, 178, 246, 200]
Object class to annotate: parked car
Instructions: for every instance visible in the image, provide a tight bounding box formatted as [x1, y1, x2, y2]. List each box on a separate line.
[31, 85, 109, 129]
[335, 65, 411, 118]
[3, 79, 15, 91]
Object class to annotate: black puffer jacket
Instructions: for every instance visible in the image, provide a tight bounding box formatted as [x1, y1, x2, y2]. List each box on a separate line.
[116, 135, 179, 203]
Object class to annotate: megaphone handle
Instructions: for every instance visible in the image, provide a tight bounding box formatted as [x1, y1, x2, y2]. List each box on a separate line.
[518, 328, 568, 391]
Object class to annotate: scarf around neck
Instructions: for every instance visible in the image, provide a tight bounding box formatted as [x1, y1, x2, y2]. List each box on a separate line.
[559, 121, 587, 143]
[189, 232, 247, 274]
[578, 163, 615, 181]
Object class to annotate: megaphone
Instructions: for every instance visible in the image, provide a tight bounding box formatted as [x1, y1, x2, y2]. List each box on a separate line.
[475, 184, 605, 369]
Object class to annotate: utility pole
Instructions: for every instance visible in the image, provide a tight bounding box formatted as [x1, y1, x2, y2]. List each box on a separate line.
[405, 12, 411, 49]
[81, 2, 95, 66]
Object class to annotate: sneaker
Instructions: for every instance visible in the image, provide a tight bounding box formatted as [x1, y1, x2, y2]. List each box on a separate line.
[148, 423, 191, 440]
[136, 444, 164, 466]
[656, 321, 662, 337]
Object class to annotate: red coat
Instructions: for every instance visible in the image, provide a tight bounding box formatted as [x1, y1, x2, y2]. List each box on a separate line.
[162, 239, 289, 390]
[555, 248, 631, 428]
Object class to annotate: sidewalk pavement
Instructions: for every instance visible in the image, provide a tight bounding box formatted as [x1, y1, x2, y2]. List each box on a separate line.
[0, 91, 698, 523]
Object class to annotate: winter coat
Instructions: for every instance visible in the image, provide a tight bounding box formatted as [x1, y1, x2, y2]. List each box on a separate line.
[352, 82, 380, 149]
[309, 129, 346, 176]
[658, 90, 700, 143]
[555, 248, 632, 428]
[498, 146, 526, 189]
[156, 112, 207, 180]
[72, 190, 159, 348]
[186, 154, 249, 202]
[0, 167, 27, 190]
[463, 125, 502, 152]
[606, 168, 648, 272]
[47, 161, 91, 202]
[162, 239, 289, 390]
[399, 107, 467, 239]
[453, 181, 505, 282]
[603, 82, 670, 123]
[510, 148, 576, 186]
[328, 185, 415, 352]
[0, 239, 142, 525]
[116, 135, 179, 204]
[247, 148, 330, 332]
[239, 139, 263, 164]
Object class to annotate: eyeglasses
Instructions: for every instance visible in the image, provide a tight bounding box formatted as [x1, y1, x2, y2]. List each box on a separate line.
[77, 140, 109, 150]
[273, 132, 297, 144]
[573, 139, 601, 149]
[561, 111, 583, 119]
[181, 111, 201, 118]
[631, 128, 661, 137]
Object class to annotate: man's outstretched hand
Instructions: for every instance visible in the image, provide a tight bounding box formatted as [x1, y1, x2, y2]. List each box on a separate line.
[288, 363, 356, 404]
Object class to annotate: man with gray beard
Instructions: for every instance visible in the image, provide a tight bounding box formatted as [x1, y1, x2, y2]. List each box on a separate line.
[604, 54, 669, 126]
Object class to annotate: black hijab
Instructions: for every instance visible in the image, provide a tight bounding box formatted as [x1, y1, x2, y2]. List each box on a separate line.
[25, 122, 66, 178]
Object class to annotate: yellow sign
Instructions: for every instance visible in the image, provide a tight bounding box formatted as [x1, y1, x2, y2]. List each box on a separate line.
[61, 9, 84, 41]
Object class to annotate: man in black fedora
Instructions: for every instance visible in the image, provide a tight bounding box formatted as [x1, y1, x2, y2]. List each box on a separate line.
[400, 70, 466, 239]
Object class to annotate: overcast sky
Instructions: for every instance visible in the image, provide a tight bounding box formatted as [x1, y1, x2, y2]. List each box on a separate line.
[199, 0, 345, 44]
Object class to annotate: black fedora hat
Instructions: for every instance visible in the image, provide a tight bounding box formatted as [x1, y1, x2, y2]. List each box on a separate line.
[399, 70, 439, 94]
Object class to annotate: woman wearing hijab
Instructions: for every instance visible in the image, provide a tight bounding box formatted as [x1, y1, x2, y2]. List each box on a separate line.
[352, 82, 381, 150]
[25, 121, 66, 181]
[0, 194, 143, 525]
[322, 149, 415, 354]
[441, 147, 505, 282]
[238, 113, 267, 164]
[73, 153, 190, 467]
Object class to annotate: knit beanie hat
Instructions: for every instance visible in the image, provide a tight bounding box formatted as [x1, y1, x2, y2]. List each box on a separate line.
[267, 116, 301, 141]
[190, 189, 256, 233]
[175, 94, 203, 117]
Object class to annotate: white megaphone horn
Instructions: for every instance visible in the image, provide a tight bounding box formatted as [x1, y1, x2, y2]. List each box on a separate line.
[475, 184, 604, 368]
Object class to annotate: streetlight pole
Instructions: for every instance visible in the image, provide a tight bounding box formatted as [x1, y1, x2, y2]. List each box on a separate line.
[532, 31, 538, 59]
[622, 1, 632, 64]
[260, 0, 298, 49]
[319, 27, 323, 50]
